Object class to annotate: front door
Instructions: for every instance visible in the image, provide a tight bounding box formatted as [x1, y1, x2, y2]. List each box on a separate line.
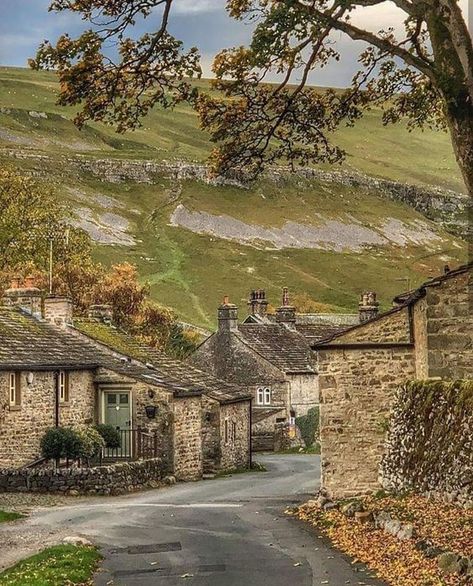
[104, 391, 131, 456]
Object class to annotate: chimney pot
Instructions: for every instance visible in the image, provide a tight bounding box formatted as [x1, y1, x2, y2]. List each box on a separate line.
[88, 304, 113, 324]
[24, 275, 36, 289]
[247, 288, 268, 317]
[276, 287, 296, 327]
[43, 296, 73, 328]
[359, 291, 379, 323]
[218, 298, 238, 333]
[10, 277, 20, 290]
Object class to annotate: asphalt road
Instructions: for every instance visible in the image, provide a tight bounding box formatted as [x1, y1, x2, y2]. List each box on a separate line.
[26, 454, 385, 586]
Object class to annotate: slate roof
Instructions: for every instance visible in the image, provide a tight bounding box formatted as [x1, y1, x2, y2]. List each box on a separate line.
[74, 319, 250, 404]
[236, 324, 315, 373]
[294, 323, 350, 341]
[0, 307, 249, 403]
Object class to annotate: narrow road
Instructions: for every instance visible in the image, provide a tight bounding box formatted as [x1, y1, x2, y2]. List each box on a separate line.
[22, 454, 385, 585]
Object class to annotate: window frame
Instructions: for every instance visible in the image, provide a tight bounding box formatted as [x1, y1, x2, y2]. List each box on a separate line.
[264, 388, 271, 405]
[256, 387, 264, 405]
[9, 372, 21, 408]
[58, 370, 70, 403]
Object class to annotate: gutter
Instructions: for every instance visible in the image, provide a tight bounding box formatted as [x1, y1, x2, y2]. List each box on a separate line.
[54, 370, 60, 427]
[313, 342, 414, 351]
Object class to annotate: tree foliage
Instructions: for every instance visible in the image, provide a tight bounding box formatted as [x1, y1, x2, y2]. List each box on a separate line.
[30, 0, 473, 195]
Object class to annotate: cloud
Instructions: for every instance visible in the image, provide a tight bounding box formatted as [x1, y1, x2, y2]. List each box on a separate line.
[172, 0, 221, 15]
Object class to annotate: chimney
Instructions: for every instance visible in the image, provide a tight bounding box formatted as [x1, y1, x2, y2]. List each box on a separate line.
[88, 304, 113, 324]
[276, 287, 296, 327]
[359, 291, 379, 323]
[2, 276, 42, 319]
[218, 296, 238, 333]
[247, 289, 268, 317]
[43, 296, 73, 328]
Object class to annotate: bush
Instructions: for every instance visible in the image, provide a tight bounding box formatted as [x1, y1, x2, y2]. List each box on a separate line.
[95, 424, 121, 449]
[77, 427, 106, 460]
[40, 427, 83, 461]
[296, 407, 320, 448]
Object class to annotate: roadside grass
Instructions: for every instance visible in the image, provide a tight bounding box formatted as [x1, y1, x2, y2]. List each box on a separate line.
[0, 511, 24, 524]
[0, 545, 102, 586]
[277, 444, 321, 455]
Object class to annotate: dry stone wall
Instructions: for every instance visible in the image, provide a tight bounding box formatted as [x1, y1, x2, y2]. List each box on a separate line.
[0, 458, 164, 495]
[381, 381, 473, 507]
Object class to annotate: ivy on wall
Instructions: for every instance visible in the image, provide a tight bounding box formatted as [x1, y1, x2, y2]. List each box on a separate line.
[381, 380, 473, 505]
[296, 407, 320, 448]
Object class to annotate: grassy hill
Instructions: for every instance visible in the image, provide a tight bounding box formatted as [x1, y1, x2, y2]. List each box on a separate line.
[0, 67, 468, 328]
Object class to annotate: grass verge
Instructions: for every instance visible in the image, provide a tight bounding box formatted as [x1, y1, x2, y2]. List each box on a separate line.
[0, 545, 102, 586]
[0, 511, 24, 524]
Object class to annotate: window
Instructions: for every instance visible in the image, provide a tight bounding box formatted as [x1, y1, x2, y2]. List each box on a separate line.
[257, 388, 264, 405]
[224, 418, 229, 444]
[9, 372, 21, 407]
[264, 388, 271, 405]
[58, 371, 69, 403]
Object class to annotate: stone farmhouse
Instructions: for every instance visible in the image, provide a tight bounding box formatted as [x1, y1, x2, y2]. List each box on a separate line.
[313, 263, 473, 499]
[190, 288, 370, 450]
[0, 281, 251, 480]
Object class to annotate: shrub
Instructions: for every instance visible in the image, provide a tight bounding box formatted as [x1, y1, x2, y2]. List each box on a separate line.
[296, 407, 320, 448]
[95, 424, 121, 449]
[40, 427, 83, 462]
[77, 427, 106, 460]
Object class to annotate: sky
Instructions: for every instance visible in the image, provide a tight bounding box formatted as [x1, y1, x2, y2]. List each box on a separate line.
[0, 0, 470, 88]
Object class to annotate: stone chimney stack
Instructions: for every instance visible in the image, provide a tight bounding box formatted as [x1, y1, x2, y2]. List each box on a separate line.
[43, 296, 73, 328]
[88, 304, 113, 324]
[2, 276, 42, 319]
[276, 287, 296, 327]
[248, 289, 269, 317]
[359, 291, 379, 323]
[218, 296, 238, 333]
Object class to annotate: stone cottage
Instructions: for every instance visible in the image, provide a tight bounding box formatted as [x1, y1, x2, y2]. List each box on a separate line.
[189, 288, 361, 450]
[0, 281, 251, 480]
[313, 263, 473, 499]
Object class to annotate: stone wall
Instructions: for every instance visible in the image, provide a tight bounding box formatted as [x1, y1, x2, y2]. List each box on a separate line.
[172, 396, 203, 481]
[318, 345, 415, 498]
[330, 308, 411, 345]
[381, 381, 473, 506]
[288, 373, 318, 417]
[0, 458, 164, 495]
[419, 270, 473, 379]
[0, 370, 96, 468]
[220, 401, 251, 471]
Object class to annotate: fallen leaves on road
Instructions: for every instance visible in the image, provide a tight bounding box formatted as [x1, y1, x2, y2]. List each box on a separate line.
[295, 494, 473, 586]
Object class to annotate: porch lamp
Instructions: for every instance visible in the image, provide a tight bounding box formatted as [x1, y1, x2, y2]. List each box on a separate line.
[145, 405, 157, 419]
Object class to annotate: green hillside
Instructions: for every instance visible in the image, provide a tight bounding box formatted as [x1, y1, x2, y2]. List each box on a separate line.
[0, 67, 468, 328]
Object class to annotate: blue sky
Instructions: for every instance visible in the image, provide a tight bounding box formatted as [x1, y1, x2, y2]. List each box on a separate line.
[0, 0, 470, 88]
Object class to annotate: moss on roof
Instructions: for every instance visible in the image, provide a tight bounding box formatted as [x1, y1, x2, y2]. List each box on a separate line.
[74, 319, 153, 363]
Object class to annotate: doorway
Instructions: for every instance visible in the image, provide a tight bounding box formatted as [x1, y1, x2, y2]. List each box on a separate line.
[103, 390, 132, 457]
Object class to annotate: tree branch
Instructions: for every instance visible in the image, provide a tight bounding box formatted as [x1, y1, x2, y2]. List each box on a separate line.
[295, 1, 435, 78]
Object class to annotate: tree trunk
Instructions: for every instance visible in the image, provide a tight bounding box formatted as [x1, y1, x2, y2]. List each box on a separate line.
[443, 90, 473, 199]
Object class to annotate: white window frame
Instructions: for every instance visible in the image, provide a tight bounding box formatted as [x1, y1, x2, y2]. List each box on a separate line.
[264, 388, 271, 405]
[58, 370, 68, 403]
[9, 373, 17, 406]
[256, 388, 264, 405]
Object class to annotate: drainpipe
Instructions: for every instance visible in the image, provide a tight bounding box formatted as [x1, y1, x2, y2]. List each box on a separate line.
[54, 370, 60, 427]
[249, 397, 253, 469]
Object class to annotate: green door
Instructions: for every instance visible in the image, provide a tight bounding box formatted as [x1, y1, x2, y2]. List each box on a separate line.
[104, 392, 131, 456]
